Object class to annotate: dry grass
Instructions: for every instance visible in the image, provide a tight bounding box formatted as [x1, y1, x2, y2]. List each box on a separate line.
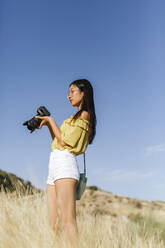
[1, 187, 165, 247]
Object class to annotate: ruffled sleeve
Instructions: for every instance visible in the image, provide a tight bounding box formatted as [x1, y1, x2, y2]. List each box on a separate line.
[61, 116, 89, 148]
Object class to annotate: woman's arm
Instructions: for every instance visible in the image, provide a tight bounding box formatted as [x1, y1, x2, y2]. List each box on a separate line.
[47, 117, 66, 146]
[35, 115, 66, 146]
[47, 122, 55, 140]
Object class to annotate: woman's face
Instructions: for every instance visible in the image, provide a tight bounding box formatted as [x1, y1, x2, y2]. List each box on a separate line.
[68, 84, 84, 109]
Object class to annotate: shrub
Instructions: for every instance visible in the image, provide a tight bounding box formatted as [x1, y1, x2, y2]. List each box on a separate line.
[87, 185, 99, 191]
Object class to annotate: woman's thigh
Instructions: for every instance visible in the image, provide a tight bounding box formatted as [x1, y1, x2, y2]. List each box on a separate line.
[54, 178, 78, 223]
[46, 184, 60, 222]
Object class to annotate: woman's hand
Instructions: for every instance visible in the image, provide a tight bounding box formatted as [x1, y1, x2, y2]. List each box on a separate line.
[35, 116, 51, 129]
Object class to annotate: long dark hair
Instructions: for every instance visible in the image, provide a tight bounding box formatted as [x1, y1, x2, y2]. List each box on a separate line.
[69, 79, 97, 145]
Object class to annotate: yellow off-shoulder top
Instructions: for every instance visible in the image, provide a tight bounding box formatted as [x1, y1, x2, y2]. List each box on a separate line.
[51, 115, 90, 155]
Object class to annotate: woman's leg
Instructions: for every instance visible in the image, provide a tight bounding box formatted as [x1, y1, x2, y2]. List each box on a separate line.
[46, 184, 62, 237]
[54, 178, 79, 245]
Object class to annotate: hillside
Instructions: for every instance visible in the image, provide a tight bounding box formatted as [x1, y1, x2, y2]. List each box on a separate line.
[1, 168, 165, 222]
[0, 169, 42, 195]
[80, 185, 165, 221]
[1, 183, 165, 247]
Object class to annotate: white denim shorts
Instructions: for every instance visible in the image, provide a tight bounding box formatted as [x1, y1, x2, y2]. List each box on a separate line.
[46, 149, 80, 185]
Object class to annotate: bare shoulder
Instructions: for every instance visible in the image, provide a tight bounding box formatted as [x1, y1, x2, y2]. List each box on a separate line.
[80, 111, 90, 121]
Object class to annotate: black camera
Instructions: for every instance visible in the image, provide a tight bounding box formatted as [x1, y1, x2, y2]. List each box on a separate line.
[23, 106, 51, 133]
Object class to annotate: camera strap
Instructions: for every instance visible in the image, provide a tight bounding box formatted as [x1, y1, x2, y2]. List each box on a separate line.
[83, 152, 86, 176]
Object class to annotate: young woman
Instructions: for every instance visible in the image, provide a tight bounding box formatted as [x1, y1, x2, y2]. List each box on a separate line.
[35, 79, 96, 244]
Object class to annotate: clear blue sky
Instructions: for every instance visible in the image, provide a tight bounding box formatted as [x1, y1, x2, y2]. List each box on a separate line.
[1, 0, 165, 201]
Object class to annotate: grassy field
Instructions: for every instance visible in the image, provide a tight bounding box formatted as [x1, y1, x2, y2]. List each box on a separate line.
[1, 187, 165, 248]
